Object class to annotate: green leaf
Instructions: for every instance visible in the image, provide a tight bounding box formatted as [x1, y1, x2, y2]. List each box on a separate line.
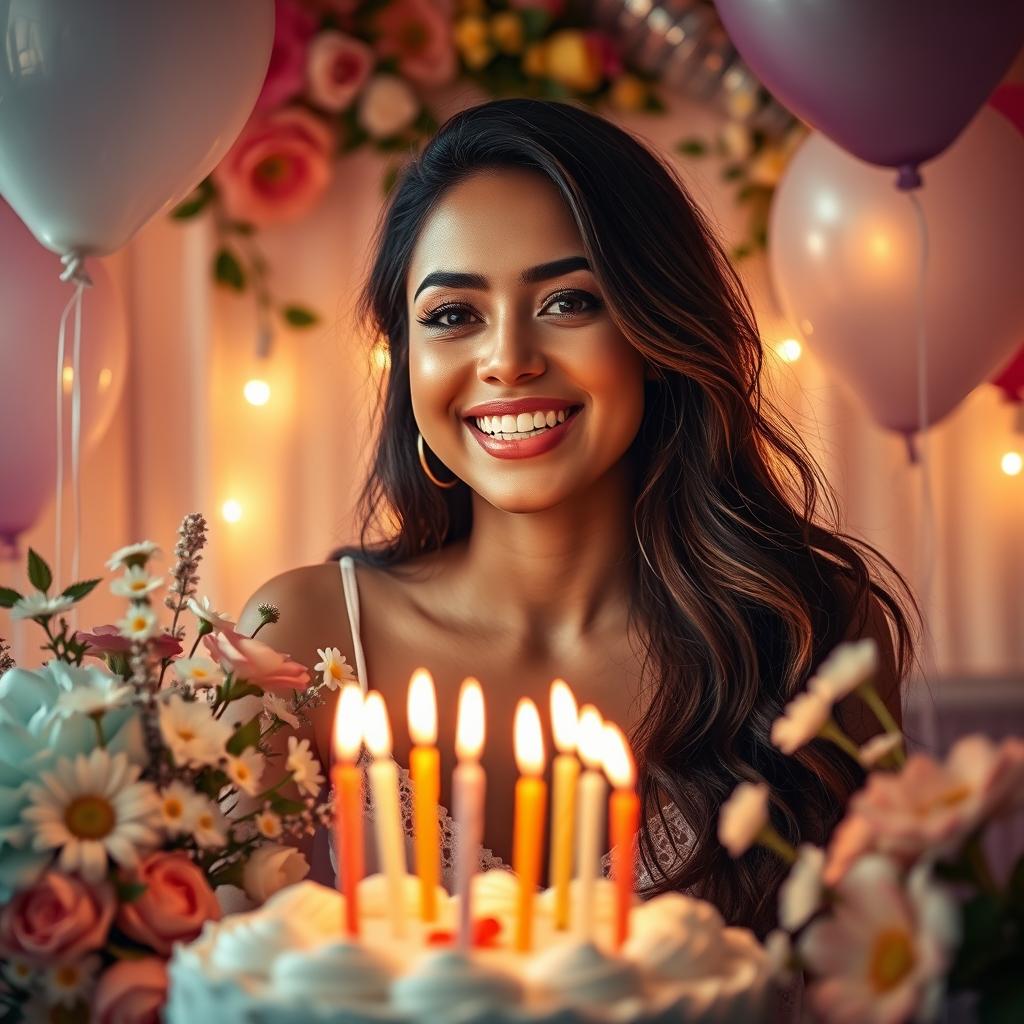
[676, 138, 708, 158]
[281, 305, 319, 328]
[115, 879, 148, 903]
[0, 587, 23, 609]
[721, 163, 745, 182]
[519, 7, 552, 40]
[195, 768, 230, 799]
[227, 715, 262, 756]
[382, 163, 402, 197]
[225, 680, 264, 703]
[230, 221, 257, 236]
[170, 192, 211, 220]
[269, 794, 307, 816]
[61, 578, 101, 602]
[209, 858, 246, 890]
[214, 248, 246, 292]
[643, 92, 666, 114]
[27, 548, 52, 592]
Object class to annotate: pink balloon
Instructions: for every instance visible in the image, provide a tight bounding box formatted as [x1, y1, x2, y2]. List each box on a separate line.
[0, 201, 127, 547]
[768, 107, 1024, 436]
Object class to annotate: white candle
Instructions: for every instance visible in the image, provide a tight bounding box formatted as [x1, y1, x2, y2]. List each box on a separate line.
[575, 704, 607, 941]
[363, 690, 408, 938]
[453, 677, 486, 951]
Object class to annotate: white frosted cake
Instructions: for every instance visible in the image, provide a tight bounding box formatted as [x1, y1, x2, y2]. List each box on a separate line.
[166, 871, 776, 1023]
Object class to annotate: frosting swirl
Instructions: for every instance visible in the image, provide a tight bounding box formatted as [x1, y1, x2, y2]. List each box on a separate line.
[392, 949, 522, 1022]
[528, 940, 642, 1007]
[271, 940, 393, 1006]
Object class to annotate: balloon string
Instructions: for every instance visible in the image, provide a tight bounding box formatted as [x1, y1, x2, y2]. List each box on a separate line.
[70, 281, 85, 632]
[907, 191, 937, 689]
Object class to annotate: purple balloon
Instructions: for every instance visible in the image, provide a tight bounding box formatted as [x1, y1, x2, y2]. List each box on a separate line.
[715, 0, 1024, 188]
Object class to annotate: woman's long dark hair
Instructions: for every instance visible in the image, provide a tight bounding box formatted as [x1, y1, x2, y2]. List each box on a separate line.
[330, 98, 918, 935]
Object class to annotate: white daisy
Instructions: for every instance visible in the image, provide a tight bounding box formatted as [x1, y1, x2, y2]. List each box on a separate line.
[313, 647, 356, 691]
[256, 809, 283, 839]
[158, 693, 232, 768]
[2, 957, 35, 989]
[193, 798, 229, 849]
[778, 843, 826, 931]
[54, 670, 132, 718]
[157, 780, 204, 836]
[173, 656, 224, 689]
[286, 736, 325, 797]
[21, 749, 161, 883]
[225, 749, 265, 796]
[809, 638, 879, 704]
[718, 781, 769, 857]
[187, 595, 236, 633]
[110, 565, 164, 599]
[42, 954, 100, 1008]
[116, 602, 159, 642]
[106, 541, 160, 571]
[859, 732, 904, 769]
[11, 591, 74, 621]
[262, 693, 300, 729]
[770, 691, 832, 755]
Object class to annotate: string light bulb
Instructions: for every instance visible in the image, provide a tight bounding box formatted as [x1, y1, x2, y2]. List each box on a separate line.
[774, 338, 802, 363]
[244, 378, 271, 406]
[1001, 451, 1023, 477]
[221, 499, 243, 522]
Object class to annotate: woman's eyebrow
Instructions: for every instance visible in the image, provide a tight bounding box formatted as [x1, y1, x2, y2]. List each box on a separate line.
[412, 255, 590, 301]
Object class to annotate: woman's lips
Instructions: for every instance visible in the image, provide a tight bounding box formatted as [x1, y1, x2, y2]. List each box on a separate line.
[466, 407, 582, 460]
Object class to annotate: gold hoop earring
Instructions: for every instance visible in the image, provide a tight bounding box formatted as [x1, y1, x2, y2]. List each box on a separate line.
[417, 431, 459, 489]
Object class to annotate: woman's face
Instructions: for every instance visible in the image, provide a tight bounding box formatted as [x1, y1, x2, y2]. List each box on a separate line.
[406, 168, 647, 514]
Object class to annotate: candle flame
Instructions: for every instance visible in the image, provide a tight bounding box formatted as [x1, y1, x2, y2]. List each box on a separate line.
[602, 722, 635, 789]
[514, 698, 545, 776]
[455, 677, 485, 761]
[333, 684, 363, 762]
[407, 668, 437, 746]
[550, 679, 578, 755]
[577, 704, 605, 770]
[363, 690, 393, 758]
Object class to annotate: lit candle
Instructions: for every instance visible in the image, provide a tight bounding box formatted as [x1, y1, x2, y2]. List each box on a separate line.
[363, 690, 408, 938]
[575, 704, 607, 941]
[548, 679, 580, 931]
[407, 668, 440, 922]
[603, 722, 640, 949]
[453, 677, 485, 951]
[332, 684, 365, 937]
[513, 698, 547, 952]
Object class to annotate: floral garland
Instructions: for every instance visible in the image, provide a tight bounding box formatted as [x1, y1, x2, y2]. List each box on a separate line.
[170, 0, 801, 354]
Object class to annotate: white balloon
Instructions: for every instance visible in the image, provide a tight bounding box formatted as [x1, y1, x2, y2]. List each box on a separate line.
[0, 0, 274, 257]
[768, 107, 1024, 436]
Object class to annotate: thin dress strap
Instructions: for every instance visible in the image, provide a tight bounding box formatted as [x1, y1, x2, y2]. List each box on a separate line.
[338, 555, 368, 695]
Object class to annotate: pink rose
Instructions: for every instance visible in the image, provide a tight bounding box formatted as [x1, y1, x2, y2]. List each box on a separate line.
[116, 852, 221, 956]
[0, 872, 115, 963]
[307, 30, 375, 112]
[373, 0, 457, 87]
[204, 627, 311, 695]
[212, 107, 334, 227]
[92, 958, 168, 1024]
[585, 31, 622, 79]
[76, 625, 182, 659]
[256, 0, 319, 113]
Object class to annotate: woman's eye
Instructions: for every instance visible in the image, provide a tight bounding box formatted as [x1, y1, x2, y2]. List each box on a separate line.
[416, 290, 602, 332]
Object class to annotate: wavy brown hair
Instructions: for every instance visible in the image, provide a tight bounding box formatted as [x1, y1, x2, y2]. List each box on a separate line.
[330, 98, 918, 935]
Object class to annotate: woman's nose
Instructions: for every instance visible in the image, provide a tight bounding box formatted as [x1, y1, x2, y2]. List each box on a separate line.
[475, 313, 546, 385]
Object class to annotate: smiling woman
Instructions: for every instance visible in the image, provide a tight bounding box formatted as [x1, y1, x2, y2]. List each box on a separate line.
[240, 98, 917, 938]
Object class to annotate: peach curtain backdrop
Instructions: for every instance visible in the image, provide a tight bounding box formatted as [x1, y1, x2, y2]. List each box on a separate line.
[3, 83, 1022, 693]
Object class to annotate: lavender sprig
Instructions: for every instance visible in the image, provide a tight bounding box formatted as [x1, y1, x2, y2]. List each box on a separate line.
[0, 636, 14, 674]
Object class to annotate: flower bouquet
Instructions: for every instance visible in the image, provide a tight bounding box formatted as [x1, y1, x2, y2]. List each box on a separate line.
[0, 514, 350, 1022]
[719, 640, 1024, 1023]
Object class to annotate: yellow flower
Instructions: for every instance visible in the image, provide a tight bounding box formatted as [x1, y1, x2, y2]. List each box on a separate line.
[454, 14, 488, 54]
[608, 73, 647, 112]
[462, 42, 495, 69]
[490, 11, 524, 55]
[522, 42, 547, 78]
[544, 30, 602, 93]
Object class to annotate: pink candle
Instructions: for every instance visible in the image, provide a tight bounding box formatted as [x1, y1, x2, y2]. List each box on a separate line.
[453, 677, 486, 951]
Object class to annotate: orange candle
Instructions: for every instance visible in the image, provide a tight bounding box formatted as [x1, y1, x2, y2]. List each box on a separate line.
[548, 679, 580, 931]
[513, 699, 547, 952]
[332, 684, 365, 937]
[604, 722, 640, 949]
[407, 668, 440, 922]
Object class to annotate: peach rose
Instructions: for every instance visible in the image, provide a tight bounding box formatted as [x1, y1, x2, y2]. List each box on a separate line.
[256, 0, 319, 113]
[203, 627, 311, 695]
[357, 74, 420, 140]
[76, 624, 182, 659]
[0, 872, 115, 963]
[116, 852, 220, 956]
[92, 957, 168, 1024]
[211, 107, 335, 227]
[373, 0, 457, 87]
[307, 31, 375, 112]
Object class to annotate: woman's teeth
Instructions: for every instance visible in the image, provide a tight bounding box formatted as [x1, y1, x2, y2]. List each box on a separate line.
[473, 409, 569, 440]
